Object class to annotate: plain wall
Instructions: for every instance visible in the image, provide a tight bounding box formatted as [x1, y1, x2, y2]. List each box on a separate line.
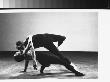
[0, 12, 98, 51]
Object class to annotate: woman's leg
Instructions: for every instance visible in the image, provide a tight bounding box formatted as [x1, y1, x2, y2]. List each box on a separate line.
[21, 60, 29, 72]
[24, 60, 29, 72]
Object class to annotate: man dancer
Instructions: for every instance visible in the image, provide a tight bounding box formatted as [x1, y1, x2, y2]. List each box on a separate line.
[19, 33, 67, 69]
[15, 33, 84, 76]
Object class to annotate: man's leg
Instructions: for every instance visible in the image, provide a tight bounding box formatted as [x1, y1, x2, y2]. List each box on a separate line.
[44, 42, 70, 64]
[64, 63, 85, 76]
[40, 66, 46, 74]
[44, 43, 62, 57]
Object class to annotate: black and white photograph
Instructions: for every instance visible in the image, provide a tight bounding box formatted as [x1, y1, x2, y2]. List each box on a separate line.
[0, 11, 98, 79]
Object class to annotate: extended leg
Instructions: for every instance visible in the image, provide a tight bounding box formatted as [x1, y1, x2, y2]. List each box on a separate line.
[64, 64, 85, 76]
[44, 42, 70, 64]
[40, 66, 46, 74]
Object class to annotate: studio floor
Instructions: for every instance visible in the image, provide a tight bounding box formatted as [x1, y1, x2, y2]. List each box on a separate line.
[0, 51, 98, 79]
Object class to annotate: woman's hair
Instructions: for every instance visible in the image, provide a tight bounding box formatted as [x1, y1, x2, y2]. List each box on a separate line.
[16, 41, 24, 50]
[16, 41, 24, 46]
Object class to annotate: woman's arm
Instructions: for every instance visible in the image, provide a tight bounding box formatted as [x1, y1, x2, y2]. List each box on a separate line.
[23, 35, 33, 55]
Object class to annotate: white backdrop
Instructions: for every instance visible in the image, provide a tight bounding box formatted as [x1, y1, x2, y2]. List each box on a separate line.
[0, 11, 98, 51]
[0, 9, 110, 82]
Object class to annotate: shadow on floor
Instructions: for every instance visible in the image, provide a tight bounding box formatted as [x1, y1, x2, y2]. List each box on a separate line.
[9, 70, 77, 79]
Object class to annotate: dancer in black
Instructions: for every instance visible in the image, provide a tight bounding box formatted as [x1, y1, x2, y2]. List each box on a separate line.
[16, 33, 67, 69]
[14, 33, 85, 76]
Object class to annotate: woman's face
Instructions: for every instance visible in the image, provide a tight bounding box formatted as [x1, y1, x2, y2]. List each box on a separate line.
[16, 41, 25, 50]
[16, 45, 24, 50]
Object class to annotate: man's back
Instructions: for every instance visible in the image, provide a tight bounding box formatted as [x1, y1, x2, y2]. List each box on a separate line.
[32, 33, 66, 48]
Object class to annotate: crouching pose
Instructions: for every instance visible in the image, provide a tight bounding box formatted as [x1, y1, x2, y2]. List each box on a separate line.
[15, 33, 68, 70]
[14, 51, 85, 76]
[14, 33, 84, 76]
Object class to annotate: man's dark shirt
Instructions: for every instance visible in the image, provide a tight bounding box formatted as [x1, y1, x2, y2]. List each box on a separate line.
[24, 34, 66, 48]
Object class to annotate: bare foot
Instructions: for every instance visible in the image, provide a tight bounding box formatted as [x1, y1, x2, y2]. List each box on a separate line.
[20, 70, 26, 73]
